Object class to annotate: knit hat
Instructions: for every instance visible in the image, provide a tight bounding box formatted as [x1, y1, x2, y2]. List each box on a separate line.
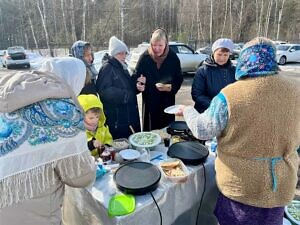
[108, 36, 128, 56]
[212, 38, 234, 53]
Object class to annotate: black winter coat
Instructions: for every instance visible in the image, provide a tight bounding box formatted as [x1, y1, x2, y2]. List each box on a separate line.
[192, 57, 236, 113]
[132, 49, 183, 131]
[96, 54, 141, 139]
[80, 79, 98, 96]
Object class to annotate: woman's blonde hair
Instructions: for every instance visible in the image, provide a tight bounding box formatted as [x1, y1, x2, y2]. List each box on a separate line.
[85, 69, 92, 85]
[150, 28, 168, 44]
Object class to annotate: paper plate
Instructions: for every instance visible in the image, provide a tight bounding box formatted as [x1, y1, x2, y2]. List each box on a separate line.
[164, 105, 181, 114]
[119, 149, 141, 161]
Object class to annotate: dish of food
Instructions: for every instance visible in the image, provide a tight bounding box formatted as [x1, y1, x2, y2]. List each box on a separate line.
[159, 159, 189, 183]
[111, 138, 130, 151]
[285, 200, 300, 224]
[119, 149, 141, 161]
[164, 105, 181, 114]
[171, 135, 185, 144]
[160, 161, 185, 177]
[129, 132, 161, 148]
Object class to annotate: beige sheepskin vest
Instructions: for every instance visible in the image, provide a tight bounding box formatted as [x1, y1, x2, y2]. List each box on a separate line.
[216, 74, 300, 208]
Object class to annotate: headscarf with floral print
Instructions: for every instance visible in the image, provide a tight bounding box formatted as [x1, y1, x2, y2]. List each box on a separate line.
[235, 43, 278, 80]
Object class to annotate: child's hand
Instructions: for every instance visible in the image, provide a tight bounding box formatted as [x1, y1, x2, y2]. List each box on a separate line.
[93, 140, 102, 148]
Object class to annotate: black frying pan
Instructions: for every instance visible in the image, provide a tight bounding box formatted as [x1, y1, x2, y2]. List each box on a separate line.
[114, 162, 161, 195]
[168, 141, 209, 165]
[167, 121, 189, 135]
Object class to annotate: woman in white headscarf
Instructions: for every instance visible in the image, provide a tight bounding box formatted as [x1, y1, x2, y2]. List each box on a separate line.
[0, 58, 96, 225]
[40, 57, 87, 96]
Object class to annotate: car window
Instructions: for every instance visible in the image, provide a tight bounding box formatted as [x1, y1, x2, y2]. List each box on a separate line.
[177, 45, 193, 54]
[7, 46, 25, 54]
[169, 45, 179, 53]
[294, 46, 300, 51]
[276, 45, 290, 51]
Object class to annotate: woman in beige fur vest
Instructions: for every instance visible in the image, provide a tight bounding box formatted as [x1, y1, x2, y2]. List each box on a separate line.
[176, 37, 300, 225]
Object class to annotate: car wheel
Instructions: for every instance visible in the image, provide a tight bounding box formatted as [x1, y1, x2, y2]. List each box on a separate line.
[24, 64, 30, 68]
[278, 56, 286, 65]
[6, 65, 11, 69]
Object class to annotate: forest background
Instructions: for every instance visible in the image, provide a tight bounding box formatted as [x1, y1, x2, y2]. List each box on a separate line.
[0, 0, 299, 54]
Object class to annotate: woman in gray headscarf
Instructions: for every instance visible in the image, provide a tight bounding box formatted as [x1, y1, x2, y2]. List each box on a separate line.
[71, 40, 98, 95]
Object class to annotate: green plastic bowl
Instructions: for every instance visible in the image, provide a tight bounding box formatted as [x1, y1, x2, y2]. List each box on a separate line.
[108, 193, 135, 217]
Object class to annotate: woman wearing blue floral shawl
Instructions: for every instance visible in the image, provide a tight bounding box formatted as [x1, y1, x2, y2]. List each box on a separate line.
[0, 58, 96, 225]
[176, 37, 300, 225]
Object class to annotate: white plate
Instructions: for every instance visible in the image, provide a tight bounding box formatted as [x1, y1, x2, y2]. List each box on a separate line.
[164, 105, 181, 114]
[119, 149, 141, 161]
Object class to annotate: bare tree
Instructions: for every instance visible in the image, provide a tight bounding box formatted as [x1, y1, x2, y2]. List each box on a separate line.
[276, 0, 286, 40]
[264, 0, 273, 37]
[196, 0, 204, 44]
[209, 0, 213, 43]
[255, 0, 259, 30]
[70, 0, 77, 42]
[258, 0, 264, 36]
[60, 0, 69, 42]
[82, 0, 87, 40]
[119, 0, 125, 40]
[36, 0, 52, 55]
[51, 0, 58, 44]
[229, 0, 233, 39]
[273, 0, 278, 39]
[153, 0, 159, 28]
[221, 0, 228, 37]
[22, 0, 39, 50]
[237, 0, 244, 41]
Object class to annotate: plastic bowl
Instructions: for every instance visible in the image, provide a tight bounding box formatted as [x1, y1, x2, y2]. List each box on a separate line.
[129, 132, 161, 150]
[283, 217, 292, 225]
[111, 138, 130, 152]
[285, 200, 300, 225]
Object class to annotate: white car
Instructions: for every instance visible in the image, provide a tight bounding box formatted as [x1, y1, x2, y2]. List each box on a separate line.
[129, 42, 208, 73]
[2, 46, 30, 69]
[276, 44, 300, 65]
[93, 50, 131, 72]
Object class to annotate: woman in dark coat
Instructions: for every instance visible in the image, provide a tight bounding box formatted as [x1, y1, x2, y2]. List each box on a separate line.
[132, 28, 183, 131]
[96, 36, 144, 139]
[192, 38, 236, 113]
